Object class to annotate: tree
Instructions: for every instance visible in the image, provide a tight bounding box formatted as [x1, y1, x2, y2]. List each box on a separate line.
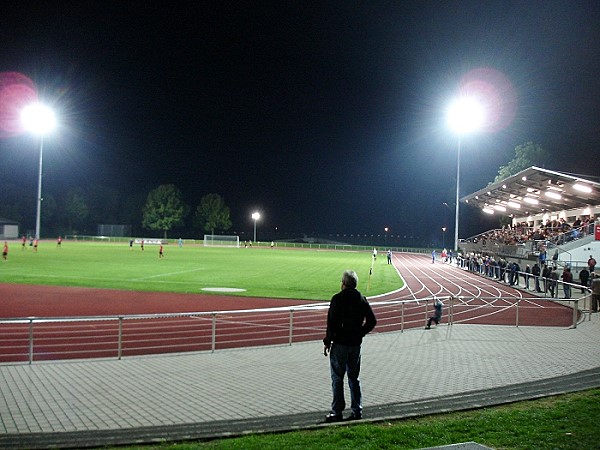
[64, 188, 89, 234]
[142, 184, 189, 239]
[494, 142, 548, 183]
[195, 193, 232, 235]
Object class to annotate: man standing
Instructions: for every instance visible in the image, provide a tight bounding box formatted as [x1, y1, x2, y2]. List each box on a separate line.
[2, 241, 7, 261]
[532, 263, 541, 292]
[323, 270, 377, 423]
[579, 267, 590, 293]
[591, 273, 600, 313]
[588, 255, 597, 273]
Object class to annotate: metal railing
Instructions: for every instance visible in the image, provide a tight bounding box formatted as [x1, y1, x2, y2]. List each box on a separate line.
[0, 295, 587, 365]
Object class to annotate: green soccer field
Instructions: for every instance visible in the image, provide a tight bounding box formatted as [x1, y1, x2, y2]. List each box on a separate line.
[0, 241, 404, 300]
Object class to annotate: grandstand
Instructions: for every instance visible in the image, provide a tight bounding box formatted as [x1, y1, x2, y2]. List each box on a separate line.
[460, 166, 600, 271]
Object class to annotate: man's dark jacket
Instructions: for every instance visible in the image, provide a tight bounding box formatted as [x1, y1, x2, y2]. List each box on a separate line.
[323, 288, 377, 347]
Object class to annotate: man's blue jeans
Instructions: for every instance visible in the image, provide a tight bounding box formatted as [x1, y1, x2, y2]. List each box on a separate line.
[329, 343, 362, 416]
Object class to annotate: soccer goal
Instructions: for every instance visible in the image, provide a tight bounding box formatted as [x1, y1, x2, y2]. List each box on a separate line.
[203, 234, 240, 248]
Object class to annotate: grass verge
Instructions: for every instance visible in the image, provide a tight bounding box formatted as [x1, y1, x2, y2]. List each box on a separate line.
[115, 389, 600, 449]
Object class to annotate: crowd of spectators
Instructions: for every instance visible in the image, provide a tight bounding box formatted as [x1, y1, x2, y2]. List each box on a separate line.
[466, 215, 596, 249]
[455, 253, 592, 299]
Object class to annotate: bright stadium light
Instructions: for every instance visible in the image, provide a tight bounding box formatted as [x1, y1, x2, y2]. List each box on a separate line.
[251, 212, 260, 243]
[21, 103, 56, 240]
[447, 96, 484, 252]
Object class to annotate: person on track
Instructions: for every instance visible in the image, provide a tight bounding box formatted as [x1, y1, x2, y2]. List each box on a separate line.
[425, 298, 443, 329]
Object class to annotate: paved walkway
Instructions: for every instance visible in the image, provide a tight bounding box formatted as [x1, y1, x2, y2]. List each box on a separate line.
[1, 316, 599, 449]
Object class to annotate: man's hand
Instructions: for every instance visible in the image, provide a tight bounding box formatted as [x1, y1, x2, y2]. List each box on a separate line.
[323, 343, 331, 356]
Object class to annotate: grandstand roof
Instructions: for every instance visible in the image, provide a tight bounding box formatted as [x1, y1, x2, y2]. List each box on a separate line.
[461, 166, 600, 216]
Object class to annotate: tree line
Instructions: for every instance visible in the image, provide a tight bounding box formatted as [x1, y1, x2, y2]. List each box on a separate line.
[0, 182, 231, 239]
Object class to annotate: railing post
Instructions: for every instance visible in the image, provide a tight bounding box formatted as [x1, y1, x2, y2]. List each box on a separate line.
[211, 313, 217, 353]
[288, 309, 294, 345]
[28, 319, 34, 365]
[118, 317, 123, 360]
[573, 300, 578, 329]
[401, 302, 404, 333]
[515, 298, 520, 327]
[425, 298, 430, 328]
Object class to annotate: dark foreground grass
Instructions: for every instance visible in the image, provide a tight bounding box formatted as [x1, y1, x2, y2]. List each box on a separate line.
[116, 389, 600, 450]
[0, 242, 402, 300]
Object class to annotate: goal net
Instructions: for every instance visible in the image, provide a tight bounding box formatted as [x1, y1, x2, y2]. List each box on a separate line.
[204, 234, 240, 248]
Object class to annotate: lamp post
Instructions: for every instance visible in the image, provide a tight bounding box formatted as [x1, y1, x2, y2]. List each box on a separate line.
[21, 103, 56, 240]
[251, 212, 260, 243]
[447, 97, 483, 252]
[442, 226, 447, 248]
[384, 227, 389, 246]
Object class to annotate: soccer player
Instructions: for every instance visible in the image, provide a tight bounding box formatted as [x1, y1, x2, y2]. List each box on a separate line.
[57, 236, 62, 248]
[2, 241, 8, 261]
[159, 244, 164, 258]
[33, 239, 38, 252]
[21, 235, 26, 251]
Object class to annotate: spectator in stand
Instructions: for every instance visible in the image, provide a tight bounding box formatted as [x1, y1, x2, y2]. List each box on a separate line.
[561, 267, 573, 299]
[579, 267, 590, 293]
[539, 248, 547, 267]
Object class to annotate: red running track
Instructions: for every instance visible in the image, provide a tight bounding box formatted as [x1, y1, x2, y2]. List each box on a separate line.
[0, 252, 575, 363]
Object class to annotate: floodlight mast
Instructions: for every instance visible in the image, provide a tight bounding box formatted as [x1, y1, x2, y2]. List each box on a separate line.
[251, 212, 260, 243]
[447, 96, 483, 252]
[21, 103, 56, 240]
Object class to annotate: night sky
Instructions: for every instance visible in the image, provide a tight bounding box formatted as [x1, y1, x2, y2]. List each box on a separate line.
[1, 1, 599, 242]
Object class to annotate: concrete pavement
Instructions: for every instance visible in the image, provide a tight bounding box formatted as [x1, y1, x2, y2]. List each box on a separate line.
[1, 315, 599, 449]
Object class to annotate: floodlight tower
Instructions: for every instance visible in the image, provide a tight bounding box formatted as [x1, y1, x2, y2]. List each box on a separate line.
[251, 212, 260, 243]
[21, 103, 56, 240]
[446, 97, 483, 252]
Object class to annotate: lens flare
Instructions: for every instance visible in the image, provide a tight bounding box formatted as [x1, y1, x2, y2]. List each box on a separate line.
[0, 72, 38, 138]
[458, 68, 517, 132]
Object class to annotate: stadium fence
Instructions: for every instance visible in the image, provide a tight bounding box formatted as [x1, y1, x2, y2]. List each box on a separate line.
[0, 294, 590, 365]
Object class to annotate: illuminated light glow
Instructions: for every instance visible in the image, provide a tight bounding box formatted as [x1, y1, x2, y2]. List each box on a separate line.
[523, 197, 539, 205]
[507, 201, 521, 209]
[573, 183, 592, 193]
[522, 176, 527, 181]
[447, 96, 485, 134]
[21, 103, 56, 134]
[583, 207, 591, 216]
[482, 207, 494, 214]
[493, 205, 506, 212]
[502, 185, 507, 189]
[545, 191, 562, 200]
[527, 187, 535, 192]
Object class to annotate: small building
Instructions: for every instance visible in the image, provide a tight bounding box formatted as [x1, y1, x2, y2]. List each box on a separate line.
[0, 218, 19, 240]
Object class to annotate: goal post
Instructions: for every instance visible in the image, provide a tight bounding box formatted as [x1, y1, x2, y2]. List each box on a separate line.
[203, 234, 240, 248]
